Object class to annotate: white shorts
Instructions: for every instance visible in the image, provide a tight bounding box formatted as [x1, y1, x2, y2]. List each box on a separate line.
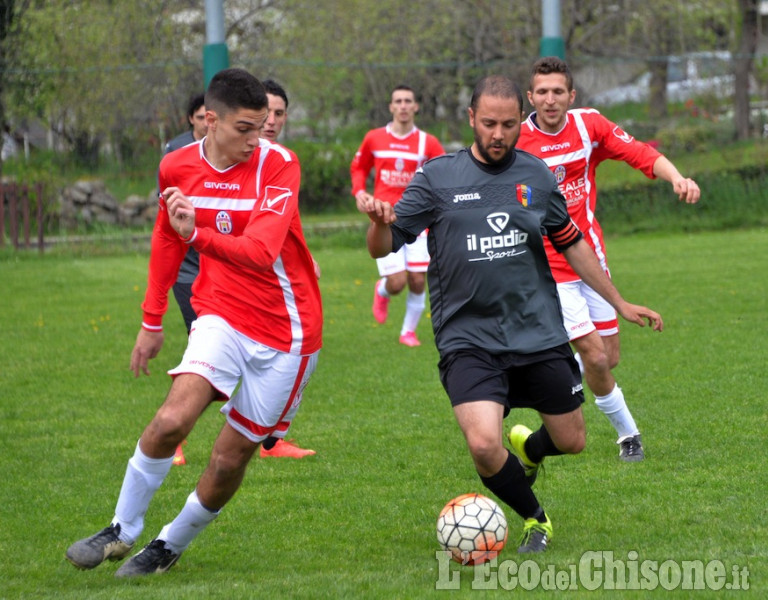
[168, 314, 319, 443]
[376, 230, 429, 276]
[557, 279, 619, 341]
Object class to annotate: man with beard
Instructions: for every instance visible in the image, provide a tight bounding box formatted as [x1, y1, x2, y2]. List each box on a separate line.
[363, 75, 663, 553]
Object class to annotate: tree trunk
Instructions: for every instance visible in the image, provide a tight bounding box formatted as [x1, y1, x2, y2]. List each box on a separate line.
[735, 0, 759, 140]
[648, 60, 668, 120]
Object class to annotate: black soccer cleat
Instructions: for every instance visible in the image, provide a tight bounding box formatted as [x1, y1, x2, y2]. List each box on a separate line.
[115, 539, 181, 578]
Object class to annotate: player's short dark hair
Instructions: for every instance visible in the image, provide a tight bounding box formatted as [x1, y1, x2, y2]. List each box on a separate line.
[186, 93, 205, 120]
[205, 68, 267, 116]
[391, 84, 417, 102]
[469, 75, 523, 112]
[530, 56, 574, 91]
[263, 79, 289, 108]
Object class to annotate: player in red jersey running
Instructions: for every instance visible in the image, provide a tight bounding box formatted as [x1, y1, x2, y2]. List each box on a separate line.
[517, 56, 700, 462]
[351, 85, 445, 347]
[66, 69, 322, 577]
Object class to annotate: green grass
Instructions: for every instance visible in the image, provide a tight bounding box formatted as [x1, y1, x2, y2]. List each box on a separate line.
[0, 229, 766, 598]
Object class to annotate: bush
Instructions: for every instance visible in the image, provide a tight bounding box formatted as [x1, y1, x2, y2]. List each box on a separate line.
[291, 139, 357, 214]
[597, 163, 768, 234]
[654, 121, 733, 154]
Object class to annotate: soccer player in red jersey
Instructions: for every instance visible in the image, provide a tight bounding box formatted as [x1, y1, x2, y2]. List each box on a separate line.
[517, 56, 700, 461]
[66, 68, 322, 577]
[351, 85, 445, 347]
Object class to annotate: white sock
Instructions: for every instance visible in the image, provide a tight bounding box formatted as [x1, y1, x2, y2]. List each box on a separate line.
[593, 384, 640, 440]
[113, 441, 174, 544]
[158, 490, 219, 554]
[573, 352, 585, 377]
[401, 291, 426, 335]
[377, 278, 390, 298]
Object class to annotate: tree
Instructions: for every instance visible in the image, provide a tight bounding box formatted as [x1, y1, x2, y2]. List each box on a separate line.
[8, 0, 203, 166]
[734, 0, 759, 140]
[0, 0, 30, 175]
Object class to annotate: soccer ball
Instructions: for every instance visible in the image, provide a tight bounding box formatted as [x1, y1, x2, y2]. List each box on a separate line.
[436, 493, 508, 565]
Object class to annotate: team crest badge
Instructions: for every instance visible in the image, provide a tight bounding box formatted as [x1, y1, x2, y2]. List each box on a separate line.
[260, 186, 291, 215]
[395, 157, 405, 172]
[612, 125, 634, 144]
[516, 184, 532, 207]
[215, 210, 233, 234]
[554, 165, 566, 184]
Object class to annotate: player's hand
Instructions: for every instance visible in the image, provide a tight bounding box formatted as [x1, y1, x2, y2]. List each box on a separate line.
[672, 176, 700, 204]
[617, 302, 663, 332]
[364, 198, 397, 225]
[163, 187, 196, 238]
[355, 190, 373, 213]
[312, 256, 321, 279]
[130, 328, 165, 377]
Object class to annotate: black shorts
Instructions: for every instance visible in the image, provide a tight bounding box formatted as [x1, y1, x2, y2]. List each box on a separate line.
[438, 344, 584, 416]
[172, 281, 197, 334]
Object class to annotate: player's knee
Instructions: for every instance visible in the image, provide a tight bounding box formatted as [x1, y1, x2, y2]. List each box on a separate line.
[466, 437, 502, 472]
[147, 409, 188, 446]
[582, 348, 612, 376]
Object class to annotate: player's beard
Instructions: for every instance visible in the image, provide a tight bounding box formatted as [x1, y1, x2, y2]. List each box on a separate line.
[473, 130, 519, 166]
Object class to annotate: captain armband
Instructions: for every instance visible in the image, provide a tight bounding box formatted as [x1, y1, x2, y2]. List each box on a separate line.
[548, 219, 582, 253]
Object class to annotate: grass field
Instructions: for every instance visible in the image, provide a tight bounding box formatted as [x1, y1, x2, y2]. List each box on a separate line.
[1, 228, 766, 599]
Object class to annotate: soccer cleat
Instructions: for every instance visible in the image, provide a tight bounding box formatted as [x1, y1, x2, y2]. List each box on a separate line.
[508, 424, 541, 485]
[619, 434, 645, 462]
[173, 440, 187, 466]
[372, 279, 390, 324]
[518, 515, 553, 553]
[260, 438, 316, 459]
[66, 523, 134, 570]
[398, 331, 421, 347]
[114, 539, 180, 578]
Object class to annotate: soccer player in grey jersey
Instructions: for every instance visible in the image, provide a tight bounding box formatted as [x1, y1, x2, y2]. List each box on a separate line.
[365, 75, 663, 553]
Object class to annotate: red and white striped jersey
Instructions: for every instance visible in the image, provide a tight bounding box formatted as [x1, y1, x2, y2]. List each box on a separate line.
[517, 108, 661, 283]
[143, 139, 322, 355]
[350, 124, 445, 206]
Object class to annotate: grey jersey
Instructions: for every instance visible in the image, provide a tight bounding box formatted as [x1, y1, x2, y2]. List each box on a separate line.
[391, 147, 578, 356]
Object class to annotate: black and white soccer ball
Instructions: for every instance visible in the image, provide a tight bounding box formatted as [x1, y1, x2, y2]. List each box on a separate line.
[436, 493, 508, 565]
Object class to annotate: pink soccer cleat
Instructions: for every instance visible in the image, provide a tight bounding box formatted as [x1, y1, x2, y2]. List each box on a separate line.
[372, 279, 390, 324]
[260, 439, 316, 459]
[399, 331, 421, 347]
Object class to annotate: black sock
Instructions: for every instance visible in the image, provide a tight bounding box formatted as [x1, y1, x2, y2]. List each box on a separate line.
[262, 435, 278, 450]
[479, 450, 541, 520]
[525, 425, 564, 464]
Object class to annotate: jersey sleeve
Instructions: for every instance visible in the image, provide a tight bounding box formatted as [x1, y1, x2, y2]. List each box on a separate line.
[350, 133, 374, 196]
[141, 170, 190, 330]
[391, 167, 435, 251]
[188, 155, 301, 270]
[591, 112, 661, 178]
[426, 134, 446, 160]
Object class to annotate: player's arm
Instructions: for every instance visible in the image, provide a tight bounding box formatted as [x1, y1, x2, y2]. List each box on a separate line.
[365, 199, 397, 258]
[652, 155, 700, 204]
[596, 114, 699, 205]
[351, 135, 375, 212]
[132, 185, 189, 377]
